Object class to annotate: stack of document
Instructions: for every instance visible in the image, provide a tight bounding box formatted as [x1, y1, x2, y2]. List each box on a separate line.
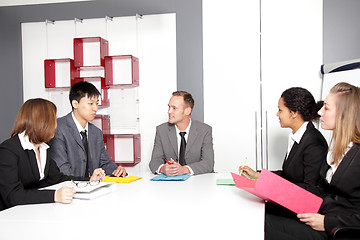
[41, 181, 116, 200]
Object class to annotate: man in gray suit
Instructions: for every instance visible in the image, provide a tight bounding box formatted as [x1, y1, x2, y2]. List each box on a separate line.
[149, 91, 214, 176]
[49, 81, 127, 178]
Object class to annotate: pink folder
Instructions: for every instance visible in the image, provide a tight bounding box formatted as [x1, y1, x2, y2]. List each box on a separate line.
[231, 169, 323, 214]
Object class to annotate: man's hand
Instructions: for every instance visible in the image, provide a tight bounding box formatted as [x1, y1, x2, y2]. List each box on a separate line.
[160, 158, 190, 176]
[113, 165, 127, 177]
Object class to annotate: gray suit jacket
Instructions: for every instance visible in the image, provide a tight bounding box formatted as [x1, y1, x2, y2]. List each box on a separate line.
[149, 120, 214, 175]
[48, 113, 117, 177]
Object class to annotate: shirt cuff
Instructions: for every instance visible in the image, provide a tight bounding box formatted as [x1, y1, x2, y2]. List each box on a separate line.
[155, 164, 164, 174]
[185, 166, 194, 175]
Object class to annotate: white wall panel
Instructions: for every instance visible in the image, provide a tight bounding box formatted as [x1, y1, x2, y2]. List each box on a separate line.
[261, 0, 323, 170]
[21, 22, 48, 101]
[106, 16, 138, 56]
[137, 13, 177, 174]
[22, 13, 177, 174]
[74, 18, 107, 39]
[46, 20, 75, 59]
[203, 0, 261, 173]
[203, 0, 323, 172]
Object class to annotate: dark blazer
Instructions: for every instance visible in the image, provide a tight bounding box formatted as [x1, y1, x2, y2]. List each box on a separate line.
[0, 135, 84, 211]
[314, 143, 360, 236]
[49, 113, 117, 177]
[149, 120, 214, 175]
[273, 122, 328, 193]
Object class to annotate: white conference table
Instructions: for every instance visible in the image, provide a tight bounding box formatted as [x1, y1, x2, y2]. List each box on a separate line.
[0, 173, 264, 240]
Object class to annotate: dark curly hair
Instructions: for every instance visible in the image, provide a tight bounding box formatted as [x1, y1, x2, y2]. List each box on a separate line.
[281, 87, 322, 122]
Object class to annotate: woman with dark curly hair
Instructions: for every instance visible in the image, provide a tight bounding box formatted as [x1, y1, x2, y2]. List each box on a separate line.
[240, 87, 328, 194]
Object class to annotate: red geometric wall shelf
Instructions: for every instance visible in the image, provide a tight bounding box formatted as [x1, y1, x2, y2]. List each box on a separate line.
[91, 115, 110, 135]
[44, 58, 79, 88]
[104, 55, 139, 86]
[106, 134, 141, 167]
[74, 37, 109, 67]
[44, 36, 141, 167]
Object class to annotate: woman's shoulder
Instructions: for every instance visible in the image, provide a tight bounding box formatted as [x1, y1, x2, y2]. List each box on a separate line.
[301, 124, 328, 148]
[0, 135, 22, 152]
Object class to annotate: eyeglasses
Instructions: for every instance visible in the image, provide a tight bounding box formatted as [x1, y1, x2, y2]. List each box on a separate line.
[71, 179, 100, 188]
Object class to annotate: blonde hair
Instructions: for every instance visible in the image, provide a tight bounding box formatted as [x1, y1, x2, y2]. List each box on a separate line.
[330, 82, 360, 165]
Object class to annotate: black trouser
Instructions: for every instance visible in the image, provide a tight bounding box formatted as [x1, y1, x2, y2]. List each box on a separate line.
[265, 212, 329, 240]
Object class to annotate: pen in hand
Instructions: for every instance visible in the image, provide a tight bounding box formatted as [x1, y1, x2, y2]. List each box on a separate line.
[239, 157, 247, 176]
[165, 158, 172, 165]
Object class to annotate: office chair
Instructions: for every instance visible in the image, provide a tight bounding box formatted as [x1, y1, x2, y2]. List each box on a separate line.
[332, 227, 360, 240]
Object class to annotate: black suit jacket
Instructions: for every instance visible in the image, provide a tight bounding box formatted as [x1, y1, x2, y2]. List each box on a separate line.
[273, 122, 328, 193]
[314, 143, 360, 236]
[0, 135, 84, 211]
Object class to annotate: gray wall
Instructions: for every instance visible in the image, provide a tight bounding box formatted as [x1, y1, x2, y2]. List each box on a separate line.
[1, 0, 360, 141]
[0, 0, 203, 141]
[323, 0, 360, 63]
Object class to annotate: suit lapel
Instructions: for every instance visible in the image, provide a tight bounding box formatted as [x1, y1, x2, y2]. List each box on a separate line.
[331, 144, 359, 183]
[285, 142, 299, 163]
[66, 113, 85, 152]
[87, 124, 97, 170]
[284, 122, 312, 166]
[168, 124, 178, 155]
[25, 149, 41, 181]
[186, 122, 198, 155]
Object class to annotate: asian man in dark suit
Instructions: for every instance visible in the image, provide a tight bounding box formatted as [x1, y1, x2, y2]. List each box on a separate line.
[49, 81, 126, 178]
[149, 91, 214, 176]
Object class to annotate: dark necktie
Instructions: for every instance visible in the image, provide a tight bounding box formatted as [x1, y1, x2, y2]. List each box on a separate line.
[80, 130, 89, 177]
[179, 132, 187, 166]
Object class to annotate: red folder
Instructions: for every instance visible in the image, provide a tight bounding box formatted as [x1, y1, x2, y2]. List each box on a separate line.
[231, 169, 323, 214]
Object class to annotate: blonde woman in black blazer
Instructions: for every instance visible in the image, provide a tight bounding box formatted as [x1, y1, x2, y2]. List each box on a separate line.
[0, 98, 104, 211]
[266, 82, 360, 240]
[240, 87, 328, 194]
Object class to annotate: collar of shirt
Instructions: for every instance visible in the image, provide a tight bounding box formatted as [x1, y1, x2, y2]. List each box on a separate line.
[292, 121, 308, 144]
[18, 131, 49, 180]
[326, 141, 354, 183]
[71, 112, 89, 136]
[287, 121, 309, 156]
[175, 118, 191, 142]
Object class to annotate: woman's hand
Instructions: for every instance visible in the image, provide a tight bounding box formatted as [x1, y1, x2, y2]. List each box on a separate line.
[239, 165, 260, 180]
[54, 186, 75, 204]
[297, 213, 325, 231]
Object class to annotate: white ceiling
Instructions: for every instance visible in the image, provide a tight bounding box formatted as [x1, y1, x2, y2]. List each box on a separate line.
[0, 0, 92, 7]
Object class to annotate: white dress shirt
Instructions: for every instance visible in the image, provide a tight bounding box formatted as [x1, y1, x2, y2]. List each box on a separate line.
[18, 131, 49, 180]
[326, 142, 353, 183]
[72, 112, 88, 138]
[156, 119, 194, 175]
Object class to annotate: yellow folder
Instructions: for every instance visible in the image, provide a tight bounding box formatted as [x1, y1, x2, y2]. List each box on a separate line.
[103, 175, 142, 183]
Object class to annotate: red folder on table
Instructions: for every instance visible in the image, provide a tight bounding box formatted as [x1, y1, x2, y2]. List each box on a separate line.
[231, 169, 323, 214]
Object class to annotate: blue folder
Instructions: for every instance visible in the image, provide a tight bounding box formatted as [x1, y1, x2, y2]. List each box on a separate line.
[150, 174, 191, 181]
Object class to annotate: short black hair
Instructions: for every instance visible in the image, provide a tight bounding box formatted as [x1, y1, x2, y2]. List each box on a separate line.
[69, 81, 100, 108]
